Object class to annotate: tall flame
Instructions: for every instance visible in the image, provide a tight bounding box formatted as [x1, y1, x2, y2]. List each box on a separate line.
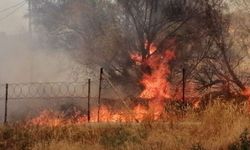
[131, 42, 175, 119]
[28, 41, 176, 126]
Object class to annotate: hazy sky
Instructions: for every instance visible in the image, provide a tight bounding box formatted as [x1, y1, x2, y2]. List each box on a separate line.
[0, 0, 27, 34]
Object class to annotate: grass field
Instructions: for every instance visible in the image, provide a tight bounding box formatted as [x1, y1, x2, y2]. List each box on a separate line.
[1, 101, 250, 150]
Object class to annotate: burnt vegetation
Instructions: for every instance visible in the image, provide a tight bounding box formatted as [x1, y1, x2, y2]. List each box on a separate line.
[29, 0, 250, 105]
[1, 1, 250, 149]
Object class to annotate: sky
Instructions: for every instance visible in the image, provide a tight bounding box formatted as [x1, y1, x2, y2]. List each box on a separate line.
[0, 0, 27, 34]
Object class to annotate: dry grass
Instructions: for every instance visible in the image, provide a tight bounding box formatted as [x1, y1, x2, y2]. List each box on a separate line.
[1, 101, 250, 150]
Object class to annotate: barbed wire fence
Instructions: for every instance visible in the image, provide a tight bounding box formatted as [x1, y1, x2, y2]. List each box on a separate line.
[0, 67, 132, 124]
[0, 80, 93, 124]
[0, 67, 194, 124]
[95, 68, 194, 122]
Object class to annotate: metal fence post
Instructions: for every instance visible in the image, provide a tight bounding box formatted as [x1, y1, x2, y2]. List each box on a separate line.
[4, 84, 8, 124]
[87, 79, 91, 122]
[182, 68, 186, 109]
[97, 68, 103, 122]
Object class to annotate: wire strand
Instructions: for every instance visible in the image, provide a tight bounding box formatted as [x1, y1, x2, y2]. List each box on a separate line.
[0, 1, 25, 13]
[0, 2, 26, 22]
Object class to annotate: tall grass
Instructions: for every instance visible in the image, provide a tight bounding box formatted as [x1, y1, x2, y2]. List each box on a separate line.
[0, 101, 250, 150]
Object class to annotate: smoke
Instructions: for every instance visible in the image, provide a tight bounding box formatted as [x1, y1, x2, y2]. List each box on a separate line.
[0, 31, 95, 122]
[0, 34, 79, 83]
[0, 1, 119, 123]
[0, 0, 27, 34]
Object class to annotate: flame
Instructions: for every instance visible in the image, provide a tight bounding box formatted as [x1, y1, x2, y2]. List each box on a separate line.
[90, 106, 128, 122]
[27, 41, 177, 126]
[131, 41, 175, 120]
[29, 39, 249, 126]
[130, 51, 142, 65]
[133, 104, 148, 121]
[145, 40, 157, 55]
[243, 88, 250, 97]
[192, 99, 201, 109]
[27, 110, 87, 127]
[139, 50, 175, 100]
[243, 88, 250, 111]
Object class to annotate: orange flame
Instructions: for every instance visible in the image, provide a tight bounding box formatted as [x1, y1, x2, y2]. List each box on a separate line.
[243, 88, 250, 111]
[130, 51, 142, 65]
[145, 40, 157, 55]
[28, 41, 177, 126]
[139, 50, 175, 99]
[133, 104, 148, 121]
[27, 110, 87, 127]
[192, 99, 201, 109]
[139, 50, 175, 119]
[131, 41, 175, 119]
[243, 88, 250, 97]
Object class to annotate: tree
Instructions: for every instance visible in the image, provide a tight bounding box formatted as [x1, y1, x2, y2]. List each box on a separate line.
[186, 0, 250, 103]
[30, 0, 250, 100]
[31, 0, 211, 94]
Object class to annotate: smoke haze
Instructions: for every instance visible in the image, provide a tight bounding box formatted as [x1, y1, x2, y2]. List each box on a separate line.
[0, 1, 92, 122]
[0, 0, 27, 34]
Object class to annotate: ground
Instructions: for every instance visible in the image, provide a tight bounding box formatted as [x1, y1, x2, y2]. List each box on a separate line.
[0, 101, 250, 150]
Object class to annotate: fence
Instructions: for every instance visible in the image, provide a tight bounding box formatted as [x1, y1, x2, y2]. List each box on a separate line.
[0, 68, 191, 124]
[0, 68, 118, 124]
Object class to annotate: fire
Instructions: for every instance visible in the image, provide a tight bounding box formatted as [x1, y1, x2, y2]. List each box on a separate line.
[25, 39, 249, 126]
[133, 104, 148, 121]
[139, 50, 175, 99]
[131, 41, 175, 120]
[145, 40, 157, 55]
[192, 99, 201, 109]
[27, 41, 176, 126]
[90, 106, 128, 122]
[27, 110, 87, 127]
[243, 88, 250, 111]
[243, 88, 250, 97]
[130, 51, 142, 65]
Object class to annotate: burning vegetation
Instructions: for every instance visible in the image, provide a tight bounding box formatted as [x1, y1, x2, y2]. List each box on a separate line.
[26, 42, 201, 126]
[1, 0, 250, 149]
[25, 39, 178, 126]
[22, 0, 250, 127]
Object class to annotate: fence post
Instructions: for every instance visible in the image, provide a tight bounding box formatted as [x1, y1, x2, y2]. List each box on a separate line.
[97, 68, 103, 122]
[87, 79, 91, 122]
[4, 84, 8, 124]
[182, 68, 186, 109]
